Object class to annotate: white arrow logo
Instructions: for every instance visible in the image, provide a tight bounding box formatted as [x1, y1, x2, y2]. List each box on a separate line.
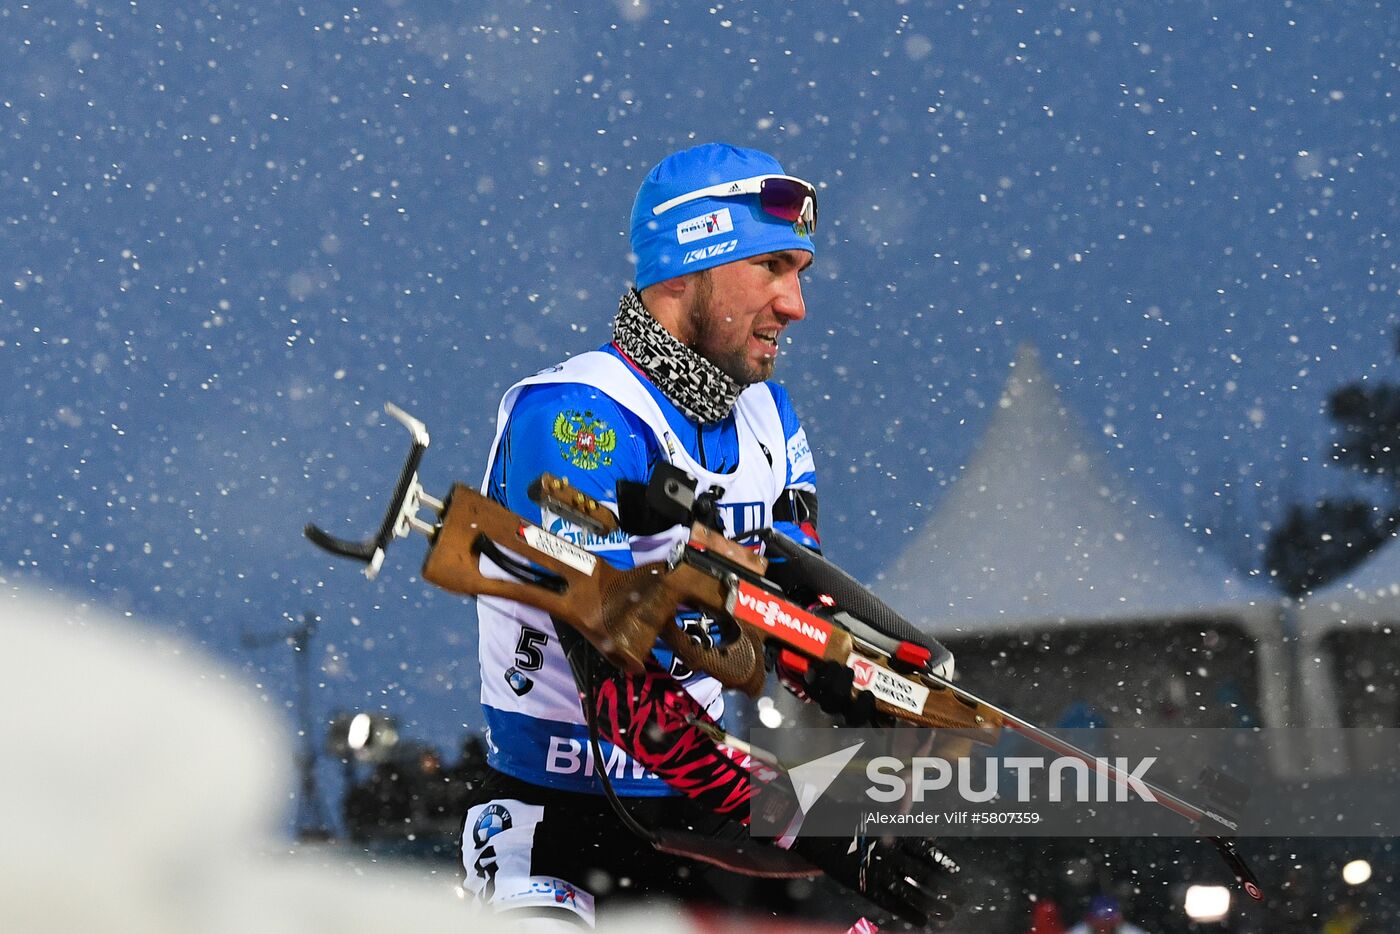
[788, 741, 865, 815]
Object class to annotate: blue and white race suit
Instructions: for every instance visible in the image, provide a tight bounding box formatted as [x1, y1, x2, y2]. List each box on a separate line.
[475, 344, 817, 797]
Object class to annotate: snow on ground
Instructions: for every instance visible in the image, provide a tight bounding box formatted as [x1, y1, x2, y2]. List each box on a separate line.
[0, 583, 702, 934]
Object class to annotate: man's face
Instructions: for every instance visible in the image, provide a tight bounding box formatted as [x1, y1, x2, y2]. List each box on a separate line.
[681, 249, 811, 385]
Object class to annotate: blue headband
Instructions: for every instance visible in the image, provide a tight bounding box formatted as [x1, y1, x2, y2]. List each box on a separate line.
[629, 142, 816, 290]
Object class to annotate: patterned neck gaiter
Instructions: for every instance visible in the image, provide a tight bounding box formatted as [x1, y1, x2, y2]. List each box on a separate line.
[611, 289, 742, 425]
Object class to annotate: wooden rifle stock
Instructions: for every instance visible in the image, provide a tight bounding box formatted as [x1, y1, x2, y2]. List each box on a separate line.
[420, 478, 1003, 740]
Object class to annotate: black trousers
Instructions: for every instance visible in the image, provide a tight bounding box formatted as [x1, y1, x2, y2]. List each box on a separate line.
[459, 766, 749, 925]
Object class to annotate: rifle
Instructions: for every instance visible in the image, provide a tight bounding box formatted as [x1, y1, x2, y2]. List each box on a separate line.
[306, 403, 1265, 902]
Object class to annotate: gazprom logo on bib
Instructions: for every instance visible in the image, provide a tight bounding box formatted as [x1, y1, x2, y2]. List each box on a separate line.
[546, 516, 628, 549]
[682, 238, 737, 265]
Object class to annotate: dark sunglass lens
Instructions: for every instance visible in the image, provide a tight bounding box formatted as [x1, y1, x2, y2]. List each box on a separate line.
[759, 178, 816, 225]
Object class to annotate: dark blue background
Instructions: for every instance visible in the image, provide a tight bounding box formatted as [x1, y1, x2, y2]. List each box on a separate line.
[3, 1, 1396, 760]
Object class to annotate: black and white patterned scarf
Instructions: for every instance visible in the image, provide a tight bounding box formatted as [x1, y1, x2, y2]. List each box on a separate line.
[611, 289, 742, 424]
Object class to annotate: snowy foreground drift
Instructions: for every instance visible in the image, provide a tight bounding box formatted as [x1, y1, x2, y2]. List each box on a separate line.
[0, 586, 694, 934]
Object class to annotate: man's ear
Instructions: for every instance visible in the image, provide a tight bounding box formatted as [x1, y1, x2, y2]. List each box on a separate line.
[638, 274, 697, 340]
[638, 275, 690, 319]
[653, 275, 690, 298]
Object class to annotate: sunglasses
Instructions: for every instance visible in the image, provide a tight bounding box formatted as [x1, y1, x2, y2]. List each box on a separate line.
[650, 173, 818, 235]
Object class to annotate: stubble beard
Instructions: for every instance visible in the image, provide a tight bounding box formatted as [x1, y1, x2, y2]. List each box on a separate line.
[685, 270, 775, 386]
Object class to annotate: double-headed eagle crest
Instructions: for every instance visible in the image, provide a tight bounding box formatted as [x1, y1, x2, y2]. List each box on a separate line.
[552, 410, 617, 470]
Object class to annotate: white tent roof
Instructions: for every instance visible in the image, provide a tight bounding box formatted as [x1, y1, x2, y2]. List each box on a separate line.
[1292, 514, 1400, 742]
[1298, 533, 1400, 622]
[1295, 533, 1400, 650]
[875, 345, 1276, 637]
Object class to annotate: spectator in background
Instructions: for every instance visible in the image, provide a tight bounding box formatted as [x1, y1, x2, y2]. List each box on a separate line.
[1321, 898, 1363, 934]
[1025, 897, 1068, 934]
[1067, 895, 1149, 934]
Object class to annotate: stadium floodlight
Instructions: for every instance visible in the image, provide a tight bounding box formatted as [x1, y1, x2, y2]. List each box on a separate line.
[326, 711, 399, 764]
[347, 713, 373, 751]
[1342, 859, 1372, 886]
[1184, 885, 1231, 924]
